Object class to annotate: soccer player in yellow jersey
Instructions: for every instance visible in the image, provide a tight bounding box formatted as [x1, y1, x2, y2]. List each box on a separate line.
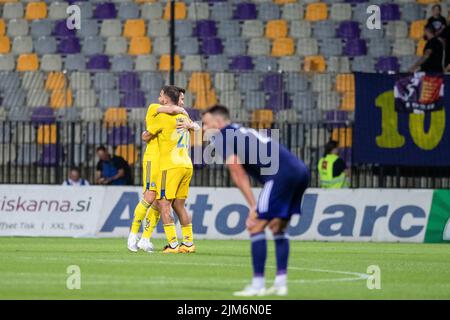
[146, 86, 195, 254]
[127, 86, 188, 252]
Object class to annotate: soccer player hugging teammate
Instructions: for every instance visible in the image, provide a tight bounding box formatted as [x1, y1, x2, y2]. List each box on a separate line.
[127, 85, 199, 253]
[202, 105, 310, 296]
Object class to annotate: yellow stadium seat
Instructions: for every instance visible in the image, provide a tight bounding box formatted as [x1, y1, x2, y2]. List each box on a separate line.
[123, 19, 145, 38]
[410, 20, 426, 40]
[17, 53, 39, 71]
[416, 39, 426, 56]
[188, 72, 211, 93]
[271, 37, 295, 56]
[37, 124, 57, 144]
[251, 109, 273, 129]
[25, 2, 47, 20]
[50, 89, 72, 109]
[163, 1, 187, 20]
[265, 20, 288, 39]
[305, 3, 328, 21]
[273, 0, 297, 4]
[340, 91, 355, 111]
[135, 0, 157, 3]
[159, 54, 181, 71]
[45, 72, 66, 90]
[0, 36, 10, 54]
[116, 144, 138, 165]
[304, 55, 326, 72]
[0, 19, 5, 36]
[128, 37, 152, 55]
[104, 108, 128, 126]
[332, 127, 352, 148]
[417, 0, 440, 4]
[336, 74, 355, 93]
[194, 90, 217, 109]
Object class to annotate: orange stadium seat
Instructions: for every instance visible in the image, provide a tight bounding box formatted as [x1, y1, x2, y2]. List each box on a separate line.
[128, 37, 152, 55]
[163, 1, 187, 20]
[336, 74, 355, 93]
[17, 54, 39, 71]
[25, 2, 47, 20]
[273, 0, 297, 4]
[37, 124, 57, 144]
[417, 0, 440, 4]
[104, 108, 128, 126]
[304, 55, 326, 72]
[416, 39, 426, 56]
[305, 3, 328, 22]
[410, 20, 426, 40]
[271, 37, 295, 56]
[123, 19, 146, 38]
[251, 109, 273, 129]
[50, 89, 73, 109]
[188, 72, 211, 93]
[194, 89, 217, 109]
[116, 144, 138, 165]
[340, 91, 355, 111]
[332, 127, 352, 148]
[135, 0, 158, 3]
[0, 19, 5, 36]
[159, 54, 181, 71]
[265, 20, 288, 39]
[45, 72, 66, 90]
[0, 36, 10, 54]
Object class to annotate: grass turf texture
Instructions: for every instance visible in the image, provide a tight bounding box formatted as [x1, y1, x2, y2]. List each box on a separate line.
[0, 237, 449, 299]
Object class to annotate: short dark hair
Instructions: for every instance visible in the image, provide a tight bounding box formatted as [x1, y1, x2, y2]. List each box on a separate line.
[324, 140, 339, 156]
[161, 85, 181, 104]
[432, 4, 441, 11]
[96, 145, 107, 152]
[69, 166, 81, 173]
[175, 86, 186, 94]
[203, 104, 230, 119]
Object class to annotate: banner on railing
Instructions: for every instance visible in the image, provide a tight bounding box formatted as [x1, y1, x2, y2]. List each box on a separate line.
[0, 186, 449, 243]
[354, 72, 450, 166]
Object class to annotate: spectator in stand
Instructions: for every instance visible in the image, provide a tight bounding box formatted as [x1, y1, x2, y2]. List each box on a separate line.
[409, 24, 444, 73]
[427, 4, 447, 36]
[62, 167, 90, 186]
[318, 140, 349, 189]
[95, 146, 132, 186]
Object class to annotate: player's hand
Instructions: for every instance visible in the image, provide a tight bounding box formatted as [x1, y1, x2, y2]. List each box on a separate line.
[176, 118, 193, 130]
[246, 206, 258, 229]
[142, 130, 151, 142]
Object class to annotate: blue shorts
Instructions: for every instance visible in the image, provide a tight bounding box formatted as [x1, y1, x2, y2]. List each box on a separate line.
[256, 169, 310, 221]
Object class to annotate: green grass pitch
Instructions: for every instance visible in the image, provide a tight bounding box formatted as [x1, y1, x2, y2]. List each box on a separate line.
[0, 237, 449, 299]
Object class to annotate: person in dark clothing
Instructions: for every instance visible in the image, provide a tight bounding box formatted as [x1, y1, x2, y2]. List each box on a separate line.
[409, 24, 444, 73]
[95, 146, 132, 185]
[427, 4, 447, 35]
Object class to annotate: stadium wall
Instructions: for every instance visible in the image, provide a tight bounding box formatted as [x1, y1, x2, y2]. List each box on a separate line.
[0, 186, 449, 243]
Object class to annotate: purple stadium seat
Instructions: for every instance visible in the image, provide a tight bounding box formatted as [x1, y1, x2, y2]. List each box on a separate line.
[380, 4, 400, 21]
[229, 56, 254, 71]
[200, 38, 223, 55]
[53, 20, 76, 37]
[93, 3, 117, 19]
[324, 110, 349, 122]
[87, 55, 111, 70]
[337, 21, 360, 39]
[375, 56, 399, 73]
[185, 107, 201, 121]
[107, 126, 134, 145]
[343, 39, 367, 57]
[38, 144, 61, 167]
[122, 91, 146, 108]
[262, 73, 283, 93]
[57, 37, 81, 54]
[118, 72, 140, 91]
[194, 20, 217, 38]
[233, 3, 257, 20]
[266, 92, 291, 111]
[31, 107, 55, 124]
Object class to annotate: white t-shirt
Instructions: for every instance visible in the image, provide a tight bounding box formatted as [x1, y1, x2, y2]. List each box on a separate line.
[62, 179, 90, 186]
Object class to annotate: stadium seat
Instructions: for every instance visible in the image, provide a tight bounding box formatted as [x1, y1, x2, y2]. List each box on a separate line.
[81, 108, 103, 122]
[238, 73, 261, 92]
[82, 36, 105, 55]
[207, 55, 229, 72]
[233, 3, 257, 20]
[416, 38, 426, 56]
[336, 74, 355, 93]
[183, 55, 203, 71]
[123, 19, 146, 38]
[332, 127, 352, 148]
[17, 53, 38, 71]
[87, 55, 111, 70]
[312, 73, 333, 93]
[153, 37, 170, 55]
[258, 3, 280, 21]
[211, 2, 233, 21]
[75, 90, 96, 108]
[223, 37, 246, 56]
[104, 108, 127, 127]
[304, 56, 326, 73]
[50, 89, 73, 109]
[187, 2, 209, 20]
[119, 72, 140, 91]
[305, 3, 328, 21]
[188, 72, 211, 93]
[380, 3, 401, 21]
[0, 20, 5, 36]
[25, 2, 47, 20]
[94, 73, 116, 91]
[70, 71, 91, 90]
[163, 1, 187, 20]
[78, 2, 93, 20]
[274, 0, 297, 4]
[118, 2, 140, 20]
[317, 92, 340, 112]
[278, 56, 301, 72]
[330, 3, 352, 21]
[194, 89, 217, 109]
[340, 91, 355, 111]
[135, 55, 157, 71]
[107, 126, 134, 146]
[48, 2, 68, 20]
[174, 20, 193, 38]
[27, 88, 49, 108]
[177, 37, 199, 55]
[147, 20, 169, 37]
[141, 3, 163, 20]
[248, 38, 271, 56]
[297, 38, 318, 56]
[0, 72, 20, 91]
[37, 124, 57, 144]
[410, 20, 426, 40]
[2, 89, 26, 109]
[251, 109, 273, 129]
[282, 3, 303, 21]
[129, 37, 152, 55]
[214, 72, 234, 91]
[244, 91, 265, 110]
[140, 72, 163, 91]
[45, 72, 66, 90]
[99, 90, 121, 109]
[0, 37, 10, 54]
[242, 20, 264, 38]
[93, 3, 117, 20]
[265, 20, 288, 39]
[7, 19, 28, 37]
[115, 144, 138, 165]
[100, 20, 122, 37]
[4, 3, 23, 20]
[290, 20, 311, 38]
[393, 39, 416, 56]
[271, 38, 295, 56]
[57, 37, 81, 54]
[34, 36, 57, 55]
[253, 56, 277, 72]
[22, 71, 44, 90]
[385, 21, 408, 39]
[218, 21, 240, 37]
[122, 91, 146, 109]
[159, 54, 181, 71]
[229, 56, 254, 71]
[201, 37, 223, 55]
[105, 37, 128, 55]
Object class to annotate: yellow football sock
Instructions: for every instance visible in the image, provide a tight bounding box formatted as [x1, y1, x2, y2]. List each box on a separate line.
[142, 206, 160, 239]
[163, 223, 178, 247]
[181, 224, 193, 246]
[130, 200, 151, 234]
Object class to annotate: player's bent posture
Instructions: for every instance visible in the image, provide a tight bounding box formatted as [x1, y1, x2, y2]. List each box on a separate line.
[127, 87, 189, 253]
[202, 105, 310, 296]
[146, 86, 196, 254]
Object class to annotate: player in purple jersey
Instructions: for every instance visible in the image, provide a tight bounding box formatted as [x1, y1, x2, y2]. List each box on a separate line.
[202, 105, 310, 297]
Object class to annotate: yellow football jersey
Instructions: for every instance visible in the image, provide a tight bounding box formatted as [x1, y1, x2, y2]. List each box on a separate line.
[147, 113, 193, 171]
[143, 103, 160, 161]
